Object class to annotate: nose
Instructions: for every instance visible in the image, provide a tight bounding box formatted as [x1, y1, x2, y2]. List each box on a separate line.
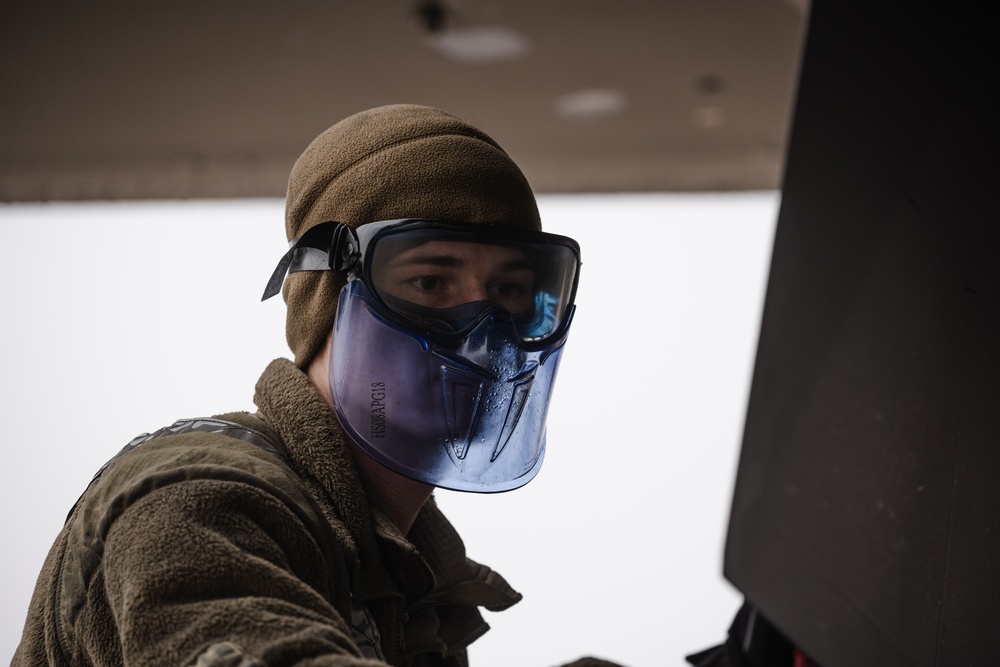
[460, 276, 490, 303]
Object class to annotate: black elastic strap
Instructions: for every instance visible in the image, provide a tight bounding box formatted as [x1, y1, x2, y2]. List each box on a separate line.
[260, 222, 360, 301]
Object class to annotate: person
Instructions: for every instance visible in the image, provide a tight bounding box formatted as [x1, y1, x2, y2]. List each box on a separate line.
[12, 105, 619, 667]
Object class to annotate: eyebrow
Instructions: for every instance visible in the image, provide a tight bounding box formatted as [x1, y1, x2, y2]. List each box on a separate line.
[388, 254, 535, 273]
[388, 253, 466, 269]
[498, 259, 535, 272]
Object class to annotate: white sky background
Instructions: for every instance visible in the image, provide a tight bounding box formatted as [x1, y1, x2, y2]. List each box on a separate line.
[0, 193, 777, 666]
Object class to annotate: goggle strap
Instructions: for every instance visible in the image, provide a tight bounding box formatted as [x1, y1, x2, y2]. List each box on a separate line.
[261, 249, 295, 301]
[261, 222, 360, 301]
[329, 223, 362, 272]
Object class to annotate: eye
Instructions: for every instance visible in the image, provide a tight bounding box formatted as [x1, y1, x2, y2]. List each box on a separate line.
[494, 282, 522, 298]
[414, 276, 441, 291]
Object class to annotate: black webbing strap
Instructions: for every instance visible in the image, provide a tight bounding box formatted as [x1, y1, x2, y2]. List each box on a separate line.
[66, 418, 287, 523]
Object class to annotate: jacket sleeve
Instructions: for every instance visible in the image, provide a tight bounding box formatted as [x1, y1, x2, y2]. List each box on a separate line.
[92, 475, 384, 667]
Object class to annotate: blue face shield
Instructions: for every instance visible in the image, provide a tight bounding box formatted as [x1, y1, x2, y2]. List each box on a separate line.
[263, 218, 581, 492]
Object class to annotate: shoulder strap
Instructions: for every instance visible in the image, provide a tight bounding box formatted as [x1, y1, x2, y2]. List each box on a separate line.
[119, 417, 286, 458]
[67, 417, 288, 523]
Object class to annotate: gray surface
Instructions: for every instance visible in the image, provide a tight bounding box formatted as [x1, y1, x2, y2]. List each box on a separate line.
[0, 0, 806, 200]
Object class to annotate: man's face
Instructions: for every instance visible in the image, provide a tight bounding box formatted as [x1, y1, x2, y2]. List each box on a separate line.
[372, 240, 536, 317]
[319, 220, 579, 492]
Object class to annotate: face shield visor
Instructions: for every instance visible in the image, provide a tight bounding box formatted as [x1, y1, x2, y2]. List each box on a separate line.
[263, 218, 581, 492]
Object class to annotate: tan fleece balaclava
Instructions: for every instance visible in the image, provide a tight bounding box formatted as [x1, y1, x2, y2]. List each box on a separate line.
[282, 104, 541, 368]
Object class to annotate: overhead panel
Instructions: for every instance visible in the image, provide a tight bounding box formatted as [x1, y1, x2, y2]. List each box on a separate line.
[0, 1, 806, 201]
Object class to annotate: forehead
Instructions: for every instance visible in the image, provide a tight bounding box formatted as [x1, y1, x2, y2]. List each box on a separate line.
[381, 239, 533, 268]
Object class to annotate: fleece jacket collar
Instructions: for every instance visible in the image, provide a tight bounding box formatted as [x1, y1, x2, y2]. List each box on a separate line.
[252, 358, 521, 660]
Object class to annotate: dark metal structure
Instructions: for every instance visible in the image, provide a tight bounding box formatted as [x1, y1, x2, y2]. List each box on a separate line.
[724, 0, 998, 664]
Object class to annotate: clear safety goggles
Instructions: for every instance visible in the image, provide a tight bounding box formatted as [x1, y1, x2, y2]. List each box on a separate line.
[263, 218, 581, 346]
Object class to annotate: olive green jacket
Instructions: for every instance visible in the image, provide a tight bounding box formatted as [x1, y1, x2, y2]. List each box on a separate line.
[13, 358, 521, 667]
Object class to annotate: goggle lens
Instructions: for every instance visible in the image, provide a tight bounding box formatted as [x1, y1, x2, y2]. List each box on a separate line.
[365, 223, 579, 342]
